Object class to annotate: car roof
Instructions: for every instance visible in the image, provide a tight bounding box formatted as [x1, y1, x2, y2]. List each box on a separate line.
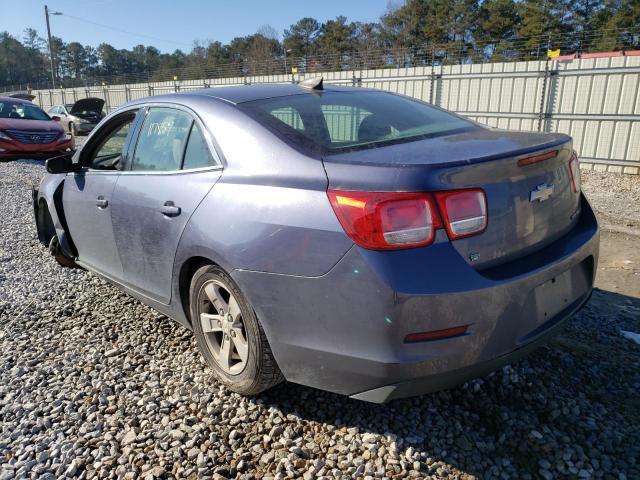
[152, 83, 361, 105]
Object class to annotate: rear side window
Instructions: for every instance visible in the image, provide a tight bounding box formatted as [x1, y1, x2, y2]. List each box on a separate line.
[182, 124, 214, 170]
[132, 108, 192, 171]
[239, 91, 476, 154]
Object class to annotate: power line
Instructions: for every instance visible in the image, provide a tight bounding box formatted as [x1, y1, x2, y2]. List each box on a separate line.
[58, 12, 194, 48]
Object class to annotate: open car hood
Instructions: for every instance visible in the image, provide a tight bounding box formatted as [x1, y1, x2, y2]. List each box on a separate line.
[70, 97, 105, 114]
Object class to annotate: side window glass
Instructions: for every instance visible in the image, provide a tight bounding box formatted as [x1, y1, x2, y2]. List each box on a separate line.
[182, 124, 214, 170]
[132, 108, 192, 171]
[88, 116, 135, 170]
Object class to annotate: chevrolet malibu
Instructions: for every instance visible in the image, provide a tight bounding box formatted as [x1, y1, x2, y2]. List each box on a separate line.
[33, 81, 599, 403]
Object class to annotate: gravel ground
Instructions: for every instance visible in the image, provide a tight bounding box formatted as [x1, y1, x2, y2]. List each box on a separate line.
[1, 161, 639, 480]
[581, 170, 640, 232]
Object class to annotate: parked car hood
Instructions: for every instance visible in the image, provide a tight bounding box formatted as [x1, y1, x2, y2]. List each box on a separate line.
[0, 117, 63, 132]
[70, 97, 105, 115]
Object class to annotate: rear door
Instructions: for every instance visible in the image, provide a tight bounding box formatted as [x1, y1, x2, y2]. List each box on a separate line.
[111, 106, 222, 304]
[62, 108, 140, 279]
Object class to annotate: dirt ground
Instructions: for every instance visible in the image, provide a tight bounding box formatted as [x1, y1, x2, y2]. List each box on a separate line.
[596, 231, 639, 298]
[581, 170, 640, 300]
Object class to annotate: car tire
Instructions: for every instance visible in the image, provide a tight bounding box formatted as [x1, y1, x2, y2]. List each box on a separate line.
[48, 236, 78, 268]
[190, 264, 283, 395]
[70, 123, 78, 136]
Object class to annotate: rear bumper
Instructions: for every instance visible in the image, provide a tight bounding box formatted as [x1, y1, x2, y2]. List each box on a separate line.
[232, 194, 599, 402]
[351, 290, 591, 402]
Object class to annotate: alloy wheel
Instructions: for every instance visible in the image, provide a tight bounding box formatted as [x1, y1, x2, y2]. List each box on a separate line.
[198, 279, 249, 375]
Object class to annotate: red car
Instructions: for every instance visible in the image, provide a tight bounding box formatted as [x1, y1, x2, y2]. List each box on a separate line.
[0, 96, 73, 159]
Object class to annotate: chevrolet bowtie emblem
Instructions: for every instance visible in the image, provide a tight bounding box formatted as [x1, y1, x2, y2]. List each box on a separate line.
[530, 183, 554, 202]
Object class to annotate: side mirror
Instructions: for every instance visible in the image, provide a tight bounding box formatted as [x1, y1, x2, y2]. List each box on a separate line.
[46, 153, 79, 174]
[51, 116, 61, 122]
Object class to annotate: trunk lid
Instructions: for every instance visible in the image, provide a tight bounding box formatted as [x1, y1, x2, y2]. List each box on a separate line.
[323, 129, 581, 269]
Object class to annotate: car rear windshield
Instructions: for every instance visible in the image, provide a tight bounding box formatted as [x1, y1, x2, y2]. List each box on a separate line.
[238, 91, 476, 154]
[0, 102, 50, 121]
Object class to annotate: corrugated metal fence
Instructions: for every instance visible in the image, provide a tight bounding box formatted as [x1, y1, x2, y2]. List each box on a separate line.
[31, 56, 640, 174]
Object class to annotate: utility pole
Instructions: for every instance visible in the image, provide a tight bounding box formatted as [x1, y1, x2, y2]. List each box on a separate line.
[45, 5, 62, 88]
[283, 48, 292, 75]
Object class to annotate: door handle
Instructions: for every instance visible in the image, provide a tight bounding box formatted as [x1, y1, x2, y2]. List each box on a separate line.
[160, 201, 181, 217]
[96, 197, 108, 208]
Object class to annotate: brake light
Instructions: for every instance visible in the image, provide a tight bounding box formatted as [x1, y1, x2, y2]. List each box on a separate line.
[327, 191, 441, 250]
[517, 150, 557, 167]
[568, 150, 581, 193]
[434, 189, 487, 240]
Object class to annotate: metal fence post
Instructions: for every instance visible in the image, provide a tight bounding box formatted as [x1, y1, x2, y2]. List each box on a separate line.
[536, 59, 560, 132]
[429, 68, 442, 106]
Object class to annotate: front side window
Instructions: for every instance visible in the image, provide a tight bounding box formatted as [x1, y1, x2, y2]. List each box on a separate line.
[132, 108, 192, 171]
[87, 115, 136, 170]
[239, 91, 476, 154]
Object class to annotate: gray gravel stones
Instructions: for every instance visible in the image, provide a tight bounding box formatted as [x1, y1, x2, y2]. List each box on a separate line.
[1, 160, 639, 479]
[581, 169, 640, 230]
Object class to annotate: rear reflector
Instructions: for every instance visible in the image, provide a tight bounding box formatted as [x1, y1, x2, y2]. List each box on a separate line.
[568, 150, 581, 193]
[434, 189, 487, 240]
[404, 325, 469, 343]
[517, 150, 558, 167]
[327, 190, 441, 250]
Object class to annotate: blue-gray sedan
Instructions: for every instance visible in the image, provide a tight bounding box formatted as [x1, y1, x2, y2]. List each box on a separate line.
[33, 81, 599, 403]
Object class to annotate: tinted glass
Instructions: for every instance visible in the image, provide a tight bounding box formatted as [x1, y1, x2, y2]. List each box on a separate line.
[132, 108, 192, 171]
[182, 124, 214, 169]
[269, 106, 305, 132]
[89, 117, 135, 170]
[239, 91, 475, 153]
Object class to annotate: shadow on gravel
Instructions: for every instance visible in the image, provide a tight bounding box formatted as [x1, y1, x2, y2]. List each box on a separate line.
[257, 288, 640, 478]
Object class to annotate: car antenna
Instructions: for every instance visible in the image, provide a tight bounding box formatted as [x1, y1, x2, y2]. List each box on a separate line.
[299, 76, 323, 91]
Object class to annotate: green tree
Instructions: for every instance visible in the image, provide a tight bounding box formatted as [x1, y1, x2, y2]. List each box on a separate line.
[477, 0, 521, 61]
[316, 16, 356, 69]
[593, 0, 640, 51]
[284, 17, 320, 63]
[517, 0, 574, 58]
[65, 42, 88, 78]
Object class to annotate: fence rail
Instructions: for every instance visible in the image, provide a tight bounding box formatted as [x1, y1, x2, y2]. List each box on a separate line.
[29, 55, 640, 174]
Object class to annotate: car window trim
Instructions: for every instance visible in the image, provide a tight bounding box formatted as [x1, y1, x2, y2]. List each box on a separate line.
[75, 106, 142, 174]
[180, 122, 215, 170]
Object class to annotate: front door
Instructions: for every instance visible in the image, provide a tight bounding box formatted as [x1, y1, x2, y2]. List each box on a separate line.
[63, 111, 139, 279]
[111, 106, 222, 304]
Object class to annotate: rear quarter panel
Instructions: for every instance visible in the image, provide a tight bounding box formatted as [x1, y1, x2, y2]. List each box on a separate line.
[173, 101, 352, 279]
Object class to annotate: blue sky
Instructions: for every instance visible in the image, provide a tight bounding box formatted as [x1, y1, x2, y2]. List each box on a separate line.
[2, 0, 391, 52]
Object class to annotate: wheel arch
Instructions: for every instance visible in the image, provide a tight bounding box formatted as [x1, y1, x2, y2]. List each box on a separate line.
[35, 198, 56, 245]
[177, 255, 220, 327]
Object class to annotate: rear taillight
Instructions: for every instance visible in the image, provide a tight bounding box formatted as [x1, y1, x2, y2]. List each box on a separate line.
[434, 189, 487, 240]
[328, 188, 488, 250]
[327, 191, 441, 250]
[568, 150, 581, 193]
